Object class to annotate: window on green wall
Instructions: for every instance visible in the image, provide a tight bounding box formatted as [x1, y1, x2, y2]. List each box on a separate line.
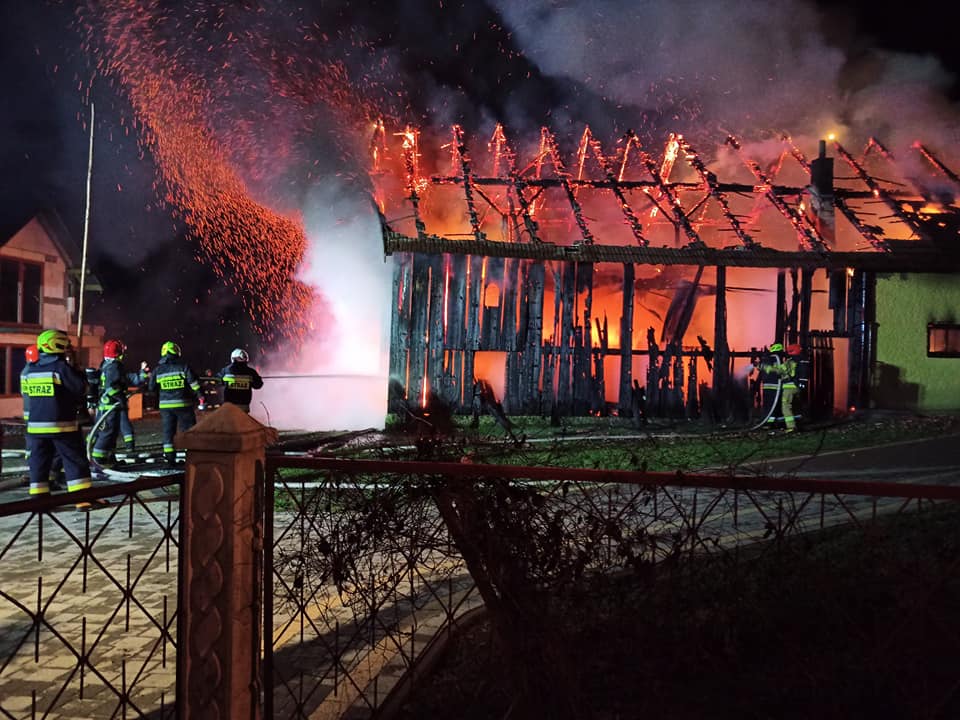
[928, 323, 960, 358]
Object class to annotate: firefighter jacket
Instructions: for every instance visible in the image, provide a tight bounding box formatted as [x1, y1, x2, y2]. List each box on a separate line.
[98, 358, 147, 412]
[217, 361, 264, 407]
[22, 353, 88, 435]
[148, 356, 201, 410]
[760, 355, 798, 388]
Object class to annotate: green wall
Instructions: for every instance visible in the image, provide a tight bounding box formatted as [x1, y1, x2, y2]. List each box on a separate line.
[874, 273, 960, 411]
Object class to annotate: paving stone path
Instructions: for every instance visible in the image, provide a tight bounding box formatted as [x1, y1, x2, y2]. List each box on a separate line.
[0, 499, 179, 720]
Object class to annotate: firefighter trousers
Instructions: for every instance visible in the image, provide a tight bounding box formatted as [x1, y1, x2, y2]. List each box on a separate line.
[28, 432, 92, 495]
[160, 407, 196, 460]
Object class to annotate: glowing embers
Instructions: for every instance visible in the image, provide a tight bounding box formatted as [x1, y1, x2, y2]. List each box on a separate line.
[77, 1, 386, 342]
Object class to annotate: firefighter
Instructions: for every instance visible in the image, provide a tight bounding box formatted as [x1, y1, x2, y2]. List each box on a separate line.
[22, 329, 92, 496]
[216, 348, 263, 413]
[91, 339, 149, 470]
[22, 345, 67, 489]
[20, 345, 38, 423]
[759, 342, 799, 432]
[148, 341, 201, 464]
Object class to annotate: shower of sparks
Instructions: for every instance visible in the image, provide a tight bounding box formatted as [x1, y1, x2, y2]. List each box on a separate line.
[75, 1, 390, 343]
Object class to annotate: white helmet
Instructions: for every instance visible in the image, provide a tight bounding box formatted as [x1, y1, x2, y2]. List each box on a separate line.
[231, 348, 249, 363]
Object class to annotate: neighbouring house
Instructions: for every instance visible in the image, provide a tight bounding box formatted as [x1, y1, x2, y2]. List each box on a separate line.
[0, 208, 105, 420]
[874, 273, 960, 411]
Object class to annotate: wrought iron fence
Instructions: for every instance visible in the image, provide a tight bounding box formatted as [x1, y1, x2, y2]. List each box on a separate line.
[264, 456, 960, 719]
[0, 477, 181, 720]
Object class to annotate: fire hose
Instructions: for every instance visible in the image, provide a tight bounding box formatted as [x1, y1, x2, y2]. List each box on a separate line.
[748, 377, 782, 432]
[85, 400, 121, 463]
[86, 387, 145, 463]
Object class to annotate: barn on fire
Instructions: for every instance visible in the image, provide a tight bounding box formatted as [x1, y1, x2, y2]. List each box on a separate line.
[373, 125, 960, 422]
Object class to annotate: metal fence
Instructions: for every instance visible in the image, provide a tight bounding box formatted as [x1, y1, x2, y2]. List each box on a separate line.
[263, 456, 960, 719]
[4, 453, 959, 720]
[0, 477, 182, 720]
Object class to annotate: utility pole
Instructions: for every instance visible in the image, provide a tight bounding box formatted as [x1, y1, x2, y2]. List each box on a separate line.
[76, 101, 94, 350]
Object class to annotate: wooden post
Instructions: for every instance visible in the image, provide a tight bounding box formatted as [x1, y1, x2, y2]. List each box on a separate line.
[448, 254, 467, 407]
[800, 267, 813, 347]
[388, 254, 412, 411]
[519, 261, 544, 413]
[176, 404, 278, 720]
[775, 269, 787, 344]
[427, 254, 445, 400]
[463, 255, 483, 397]
[408, 253, 431, 406]
[573, 262, 594, 414]
[712, 265, 730, 423]
[618, 263, 635, 416]
[558, 262, 576, 413]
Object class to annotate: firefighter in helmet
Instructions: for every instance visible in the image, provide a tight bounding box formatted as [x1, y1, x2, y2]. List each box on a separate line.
[147, 341, 201, 464]
[216, 348, 264, 413]
[759, 342, 799, 432]
[22, 329, 92, 496]
[91, 339, 149, 469]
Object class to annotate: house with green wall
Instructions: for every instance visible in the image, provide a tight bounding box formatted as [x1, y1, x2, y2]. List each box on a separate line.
[874, 273, 960, 411]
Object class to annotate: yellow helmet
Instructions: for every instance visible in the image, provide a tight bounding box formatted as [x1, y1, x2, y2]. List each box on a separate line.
[161, 341, 182, 357]
[37, 329, 71, 355]
[769, 342, 784, 352]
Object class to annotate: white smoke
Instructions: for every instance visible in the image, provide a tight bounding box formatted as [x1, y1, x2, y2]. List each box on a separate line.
[252, 181, 392, 431]
[491, 0, 960, 153]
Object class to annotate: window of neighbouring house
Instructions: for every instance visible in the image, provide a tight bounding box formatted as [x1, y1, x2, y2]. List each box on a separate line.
[927, 323, 960, 358]
[0, 346, 29, 396]
[0, 258, 43, 326]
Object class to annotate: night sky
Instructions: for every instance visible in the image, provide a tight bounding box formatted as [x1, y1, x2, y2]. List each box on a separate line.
[1, 0, 958, 373]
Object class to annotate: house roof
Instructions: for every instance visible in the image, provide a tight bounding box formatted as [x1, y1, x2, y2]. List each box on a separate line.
[0, 206, 102, 291]
[375, 126, 960, 273]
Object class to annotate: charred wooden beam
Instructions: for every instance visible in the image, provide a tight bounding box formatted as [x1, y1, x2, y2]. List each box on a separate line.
[427, 254, 445, 399]
[523, 261, 545, 413]
[775, 270, 787, 343]
[501, 257, 520, 351]
[677, 136, 756, 248]
[558, 261, 576, 413]
[785, 137, 888, 250]
[627, 130, 704, 247]
[834, 140, 931, 243]
[914, 142, 960, 187]
[847, 270, 877, 411]
[388, 254, 412, 411]
[573, 262, 594, 414]
[451, 125, 486, 241]
[401, 128, 428, 242]
[408, 253, 431, 405]
[540, 128, 596, 244]
[727, 135, 829, 252]
[383, 232, 960, 272]
[582, 129, 648, 245]
[618, 263, 635, 414]
[712, 265, 730, 422]
[800, 267, 813, 347]
[463, 254, 483, 394]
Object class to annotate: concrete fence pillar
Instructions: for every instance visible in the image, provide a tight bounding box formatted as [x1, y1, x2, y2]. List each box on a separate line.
[176, 403, 278, 720]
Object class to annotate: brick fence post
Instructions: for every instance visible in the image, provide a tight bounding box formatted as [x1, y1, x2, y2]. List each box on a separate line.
[176, 403, 278, 720]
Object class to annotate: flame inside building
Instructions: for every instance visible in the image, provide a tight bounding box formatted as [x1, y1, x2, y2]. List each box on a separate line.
[373, 124, 960, 420]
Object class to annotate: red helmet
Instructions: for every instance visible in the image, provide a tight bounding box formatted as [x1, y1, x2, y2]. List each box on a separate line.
[25, 345, 39, 363]
[786, 343, 802, 356]
[103, 339, 125, 359]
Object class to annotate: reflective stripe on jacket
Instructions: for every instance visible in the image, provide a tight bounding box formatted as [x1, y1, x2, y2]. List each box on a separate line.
[149, 356, 201, 410]
[23, 354, 86, 435]
[217, 361, 264, 406]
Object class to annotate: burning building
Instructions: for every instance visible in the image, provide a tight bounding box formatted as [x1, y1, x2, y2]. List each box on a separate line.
[373, 124, 960, 421]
